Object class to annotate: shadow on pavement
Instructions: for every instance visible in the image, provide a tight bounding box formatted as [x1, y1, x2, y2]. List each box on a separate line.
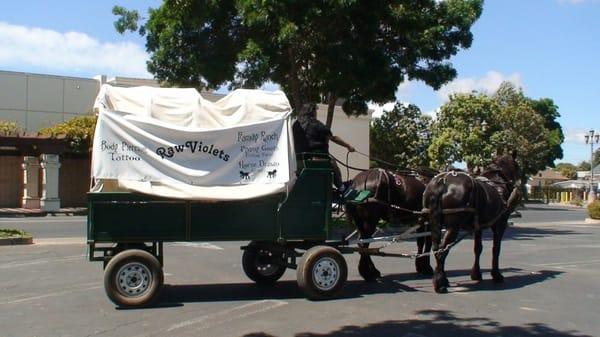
[239, 309, 593, 337]
[154, 268, 561, 307]
[504, 226, 589, 241]
[381, 268, 562, 292]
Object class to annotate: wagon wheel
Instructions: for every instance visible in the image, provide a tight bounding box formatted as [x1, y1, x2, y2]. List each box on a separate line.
[242, 244, 287, 285]
[297, 246, 347, 300]
[104, 249, 163, 308]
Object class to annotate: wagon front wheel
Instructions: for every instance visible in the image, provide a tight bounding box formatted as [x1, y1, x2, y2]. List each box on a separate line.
[242, 244, 287, 285]
[103, 249, 163, 308]
[297, 246, 347, 300]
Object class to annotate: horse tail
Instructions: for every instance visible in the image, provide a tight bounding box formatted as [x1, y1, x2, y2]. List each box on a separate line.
[426, 174, 447, 246]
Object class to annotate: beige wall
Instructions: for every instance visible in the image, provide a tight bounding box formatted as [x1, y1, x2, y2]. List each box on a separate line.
[315, 106, 371, 179]
[0, 70, 99, 132]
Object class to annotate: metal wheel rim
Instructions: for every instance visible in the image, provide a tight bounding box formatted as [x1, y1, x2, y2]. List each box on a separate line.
[255, 249, 280, 276]
[312, 256, 340, 291]
[115, 262, 152, 297]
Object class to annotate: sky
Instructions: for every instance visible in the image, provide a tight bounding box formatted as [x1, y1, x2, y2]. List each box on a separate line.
[0, 0, 599, 165]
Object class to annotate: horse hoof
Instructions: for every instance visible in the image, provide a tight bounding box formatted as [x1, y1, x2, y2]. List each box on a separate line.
[359, 267, 381, 282]
[470, 272, 483, 282]
[360, 271, 379, 282]
[492, 272, 504, 283]
[434, 285, 448, 294]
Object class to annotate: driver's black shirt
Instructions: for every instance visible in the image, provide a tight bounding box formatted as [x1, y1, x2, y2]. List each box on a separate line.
[292, 118, 332, 154]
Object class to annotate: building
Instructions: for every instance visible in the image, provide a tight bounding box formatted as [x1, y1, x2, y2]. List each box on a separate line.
[0, 70, 371, 209]
[529, 168, 569, 187]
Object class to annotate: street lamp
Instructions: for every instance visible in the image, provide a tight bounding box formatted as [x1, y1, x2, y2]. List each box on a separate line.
[584, 129, 600, 202]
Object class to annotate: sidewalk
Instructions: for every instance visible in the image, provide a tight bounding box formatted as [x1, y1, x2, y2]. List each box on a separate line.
[0, 207, 87, 217]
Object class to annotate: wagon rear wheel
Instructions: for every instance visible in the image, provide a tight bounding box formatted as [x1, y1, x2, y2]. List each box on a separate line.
[242, 243, 287, 285]
[104, 249, 163, 308]
[297, 246, 347, 300]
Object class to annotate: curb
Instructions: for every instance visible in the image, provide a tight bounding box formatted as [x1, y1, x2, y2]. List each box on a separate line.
[0, 236, 34, 246]
[0, 210, 87, 218]
[0, 212, 47, 218]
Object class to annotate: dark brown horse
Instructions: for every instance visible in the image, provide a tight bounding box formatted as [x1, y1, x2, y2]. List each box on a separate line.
[345, 167, 436, 281]
[422, 152, 521, 293]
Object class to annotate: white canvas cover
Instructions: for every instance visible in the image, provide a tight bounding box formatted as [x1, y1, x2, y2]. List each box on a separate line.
[91, 84, 295, 200]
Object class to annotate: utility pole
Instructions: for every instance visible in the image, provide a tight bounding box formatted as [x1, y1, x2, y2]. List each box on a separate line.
[585, 129, 599, 202]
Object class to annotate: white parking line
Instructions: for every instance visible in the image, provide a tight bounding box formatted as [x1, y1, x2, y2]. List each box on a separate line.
[0, 283, 101, 305]
[0, 254, 85, 269]
[166, 300, 288, 333]
[528, 259, 600, 267]
[170, 242, 224, 250]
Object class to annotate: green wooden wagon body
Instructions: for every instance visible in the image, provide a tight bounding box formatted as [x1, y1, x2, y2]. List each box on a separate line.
[87, 165, 333, 244]
[87, 159, 356, 307]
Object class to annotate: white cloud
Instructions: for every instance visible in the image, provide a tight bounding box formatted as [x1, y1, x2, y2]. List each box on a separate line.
[368, 102, 397, 118]
[436, 71, 523, 101]
[368, 81, 415, 118]
[0, 21, 150, 77]
[565, 128, 600, 143]
[558, 0, 598, 4]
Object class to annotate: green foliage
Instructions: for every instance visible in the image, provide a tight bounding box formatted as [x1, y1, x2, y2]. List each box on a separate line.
[588, 200, 600, 219]
[428, 92, 497, 169]
[112, 5, 143, 34]
[371, 103, 432, 169]
[594, 148, 600, 168]
[569, 198, 583, 207]
[528, 97, 563, 166]
[0, 120, 22, 136]
[0, 229, 31, 239]
[113, 1, 483, 124]
[578, 161, 591, 171]
[38, 116, 97, 153]
[555, 163, 577, 180]
[429, 82, 564, 179]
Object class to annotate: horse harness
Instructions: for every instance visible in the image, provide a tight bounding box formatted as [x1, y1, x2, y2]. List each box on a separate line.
[421, 170, 518, 232]
[360, 168, 427, 218]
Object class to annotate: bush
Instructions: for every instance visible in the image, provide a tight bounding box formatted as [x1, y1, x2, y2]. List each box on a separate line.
[38, 116, 97, 153]
[0, 228, 31, 239]
[0, 120, 22, 136]
[570, 198, 583, 207]
[588, 200, 600, 220]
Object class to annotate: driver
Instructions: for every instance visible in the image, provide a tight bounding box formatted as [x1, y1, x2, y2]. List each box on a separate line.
[292, 103, 355, 193]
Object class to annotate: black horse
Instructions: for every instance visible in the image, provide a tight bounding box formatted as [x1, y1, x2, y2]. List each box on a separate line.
[345, 167, 436, 281]
[422, 152, 521, 293]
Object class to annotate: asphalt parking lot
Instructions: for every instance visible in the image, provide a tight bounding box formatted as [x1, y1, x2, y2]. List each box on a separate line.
[0, 204, 598, 337]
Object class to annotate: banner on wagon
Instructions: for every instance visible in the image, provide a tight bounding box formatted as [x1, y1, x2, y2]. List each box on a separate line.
[92, 110, 290, 186]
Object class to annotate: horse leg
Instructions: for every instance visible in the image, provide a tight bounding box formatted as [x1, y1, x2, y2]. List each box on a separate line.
[432, 225, 458, 293]
[470, 229, 483, 281]
[356, 207, 381, 282]
[491, 221, 507, 283]
[415, 219, 433, 275]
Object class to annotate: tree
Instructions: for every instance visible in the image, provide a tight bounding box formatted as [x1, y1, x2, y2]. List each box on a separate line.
[490, 82, 554, 179]
[555, 163, 577, 180]
[113, 0, 483, 126]
[528, 97, 563, 167]
[429, 82, 564, 180]
[578, 161, 592, 171]
[594, 148, 600, 168]
[370, 103, 432, 169]
[428, 92, 498, 170]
